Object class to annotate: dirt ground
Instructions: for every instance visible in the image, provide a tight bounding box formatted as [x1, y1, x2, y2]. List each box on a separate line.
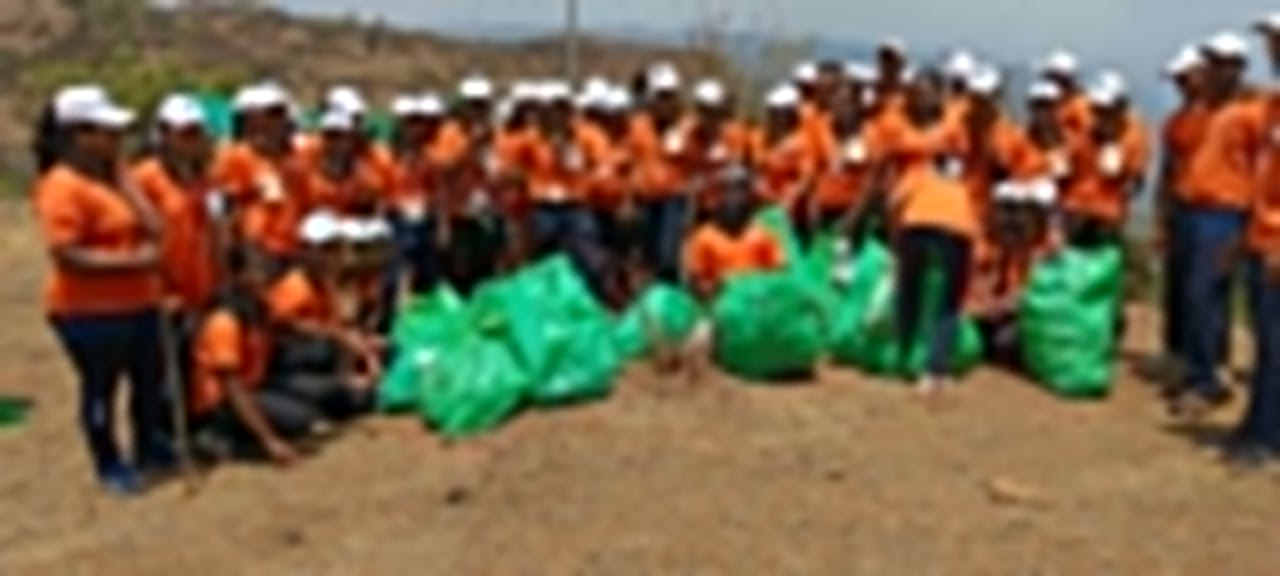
[0, 200, 1277, 576]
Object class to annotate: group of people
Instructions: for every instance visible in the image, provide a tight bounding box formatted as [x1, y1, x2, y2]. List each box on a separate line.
[28, 12, 1280, 496]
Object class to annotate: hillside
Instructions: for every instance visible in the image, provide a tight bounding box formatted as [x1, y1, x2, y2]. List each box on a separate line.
[0, 0, 725, 185]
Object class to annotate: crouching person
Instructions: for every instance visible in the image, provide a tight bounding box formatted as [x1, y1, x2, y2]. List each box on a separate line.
[682, 182, 786, 301]
[190, 247, 307, 466]
[263, 211, 380, 424]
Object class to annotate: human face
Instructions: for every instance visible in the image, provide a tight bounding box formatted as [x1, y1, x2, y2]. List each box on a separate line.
[74, 123, 125, 165]
[161, 124, 211, 164]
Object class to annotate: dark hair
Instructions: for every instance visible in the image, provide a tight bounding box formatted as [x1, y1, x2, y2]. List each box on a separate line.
[32, 103, 66, 174]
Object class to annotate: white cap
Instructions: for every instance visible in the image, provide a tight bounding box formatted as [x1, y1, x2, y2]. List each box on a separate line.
[1040, 50, 1079, 76]
[299, 211, 342, 245]
[1087, 83, 1123, 108]
[993, 180, 1025, 201]
[577, 77, 612, 109]
[418, 93, 446, 116]
[233, 82, 290, 112]
[155, 93, 206, 128]
[692, 79, 727, 107]
[879, 36, 908, 56]
[340, 218, 392, 243]
[647, 63, 682, 93]
[390, 95, 421, 117]
[792, 61, 820, 84]
[765, 84, 801, 109]
[1203, 31, 1250, 60]
[540, 80, 574, 103]
[844, 61, 878, 83]
[944, 50, 978, 80]
[458, 75, 495, 101]
[1025, 177, 1059, 205]
[966, 65, 1002, 96]
[318, 109, 357, 132]
[54, 85, 135, 128]
[1165, 44, 1204, 77]
[1028, 80, 1063, 102]
[511, 81, 541, 103]
[1095, 69, 1128, 97]
[1256, 12, 1280, 34]
[603, 87, 633, 112]
[325, 85, 367, 116]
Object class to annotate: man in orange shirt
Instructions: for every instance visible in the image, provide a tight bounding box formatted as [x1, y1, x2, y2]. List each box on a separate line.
[1157, 45, 1211, 378]
[384, 94, 447, 301]
[756, 84, 821, 212]
[630, 63, 691, 283]
[808, 79, 876, 244]
[1172, 32, 1263, 416]
[683, 175, 786, 300]
[1039, 50, 1092, 139]
[35, 86, 171, 495]
[1061, 82, 1147, 247]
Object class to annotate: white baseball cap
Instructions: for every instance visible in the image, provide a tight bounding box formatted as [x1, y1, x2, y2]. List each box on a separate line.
[1087, 82, 1123, 108]
[693, 79, 728, 107]
[1202, 31, 1250, 60]
[1255, 12, 1280, 34]
[844, 61, 878, 83]
[340, 217, 392, 243]
[879, 36, 908, 56]
[511, 81, 541, 103]
[299, 211, 343, 245]
[1025, 177, 1059, 205]
[966, 65, 1002, 96]
[233, 82, 290, 112]
[418, 93, 446, 117]
[318, 109, 357, 132]
[603, 87, 633, 112]
[1165, 45, 1204, 78]
[765, 84, 801, 109]
[647, 63, 682, 93]
[326, 85, 367, 116]
[54, 85, 135, 128]
[792, 61, 820, 84]
[577, 77, 612, 109]
[1028, 80, 1063, 102]
[1040, 50, 1079, 76]
[390, 95, 421, 118]
[155, 93, 206, 129]
[1095, 70, 1128, 97]
[944, 50, 978, 80]
[540, 80, 574, 103]
[458, 75, 495, 101]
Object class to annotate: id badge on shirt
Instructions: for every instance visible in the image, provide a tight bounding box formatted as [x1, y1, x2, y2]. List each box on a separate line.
[400, 197, 427, 222]
[257, 172, 285, 204]
[843, 138, 868, 165]
[1098, 145, 1123, 177]
[938, 155, 964, 179]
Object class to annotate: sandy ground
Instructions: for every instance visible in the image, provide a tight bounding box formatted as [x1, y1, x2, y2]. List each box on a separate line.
[0, 200, 1277, 576]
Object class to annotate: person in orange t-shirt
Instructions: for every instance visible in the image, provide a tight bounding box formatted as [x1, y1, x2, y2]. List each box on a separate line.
[756, 84, 821, 213]
[383, 94, 450, 300]
[808, 82, 877, 243]
[1060, 87, 1148, 247]
[1171, 35, 1264, 415]
[1156, 46, 1211, 374]
[683, 179, 786, 300]
[34, 86, 172, 495]
[675, 80, 754, 222]
[190, 245, 313, 466]
[879, 70, 977, 393]
[629, 64, 690, 283]
[214, 83, 309, 273]
[301, 110, 395, 217]
[1038, 50, 1092, 139]
[958, 67, 1025, 236]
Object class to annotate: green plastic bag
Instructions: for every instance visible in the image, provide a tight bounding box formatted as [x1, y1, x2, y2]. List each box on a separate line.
[0, 397, 30, 428]
[381, 286, 470, 413]
[1021, 247, 1123, 398]
[514, 256, 606, 319]
[828, 239, 894, 363]
[468, 278, 562, 380]
[615, 284, 702, 358]
[754, 206, 806, 273]
[417, 337, 530, 437]
[711, 271, 827, 381]
[531, 316, 624, 405]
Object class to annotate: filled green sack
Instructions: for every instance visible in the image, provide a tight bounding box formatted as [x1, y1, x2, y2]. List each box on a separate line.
[615, 284, 702, 359]
[1020, 247, 1124, 398]
[417, 337, 531, 438]
[531, 316, 625, 405]
[711, 271, 827, 381]
[515, 256, 607, 319]
[828, 239, 894, 363]
[380, 286, 470, 413]
[754, 206, 806, 273]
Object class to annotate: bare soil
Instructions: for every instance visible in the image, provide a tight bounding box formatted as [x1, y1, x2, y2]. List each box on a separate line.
[0, 202, 1276, 575]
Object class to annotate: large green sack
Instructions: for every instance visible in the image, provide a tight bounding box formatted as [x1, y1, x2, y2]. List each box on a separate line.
[1020, 247, 1124, 398]
[532, 316, 624, 405]
[832, 243, 983, 378]
[615, 284, 702, 358]
[417, 337, 530, 438]
[711, 271, 827, 380]
[380, 286, 470, 413]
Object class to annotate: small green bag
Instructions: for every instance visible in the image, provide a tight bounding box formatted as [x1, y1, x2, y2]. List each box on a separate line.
[417, 337, 531, 438]
[615, 284, 702, 359]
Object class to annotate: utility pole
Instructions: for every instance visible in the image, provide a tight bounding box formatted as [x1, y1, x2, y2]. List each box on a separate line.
[565, 0, 581, 82]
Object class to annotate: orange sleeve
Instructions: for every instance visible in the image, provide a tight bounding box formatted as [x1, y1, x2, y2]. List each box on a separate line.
[33, 174, 85, 250]
[198, 310, 244, 372]
[755, 228, 786, 270]
[429, 124, 469, 168]
[266, 273, 311, 323]
[683, 226, 718, 284]
[211, 147, 252, 199]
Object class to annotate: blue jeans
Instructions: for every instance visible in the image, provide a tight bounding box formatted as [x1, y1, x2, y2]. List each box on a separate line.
[641, 196, 690, 284]
[1180, 207, 1247, 396]
[895, 226, 973, 378]
[51, 309, 168, 477]
[532, 203, 607, 297]
[1162, 202, 1189, 360]
[1238, 257, 1280, 447]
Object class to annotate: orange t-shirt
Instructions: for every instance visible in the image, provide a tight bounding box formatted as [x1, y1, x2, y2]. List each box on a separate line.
[1248, 94, 1280, 255]
[893, 168, 978, 238]
[212, 143, 311, 257]
[191, 307, 271, 416]
[961, 116, 1025, 217]
[813, 125, 876, 211]
[515, 124, 612, 205]
[132, 158, 221, 311]
[754, 128, 820, 204]
[493, 126, 541, 215]
[301, 144, 396, 215]
[1162, 104, 1213, 200]
[1182, 97, 1267, 211]
[683, 223, 786, 289]
[265, 268, 336, 327]
[33, 165, 164, 316]
[1061, 128, 1147, 225]
[628, 113, 689, 199]
[670, 119, 757, 212]
[1058, 93, 1094, 139]
[800, 102, 832, 149]
[871, 110, 970, 187]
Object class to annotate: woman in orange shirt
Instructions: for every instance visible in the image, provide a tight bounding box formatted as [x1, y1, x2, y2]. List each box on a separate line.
[756, 84, 820, 213]
[384, 94, 447, 300]
[807, 81, 875, 244]
[880, 70, 977, 393]
[33, 86, 172, 495]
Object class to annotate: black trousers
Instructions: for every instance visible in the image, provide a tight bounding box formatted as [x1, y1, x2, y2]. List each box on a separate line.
[895, 226, 974, 377]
